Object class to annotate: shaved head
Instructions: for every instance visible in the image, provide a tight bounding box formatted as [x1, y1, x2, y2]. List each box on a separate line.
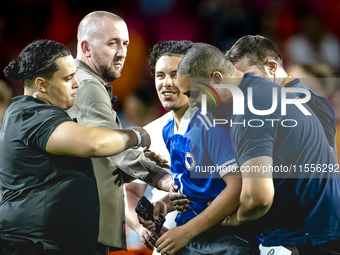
[76, 11, 129, 82]
[77, 11, 124, 56]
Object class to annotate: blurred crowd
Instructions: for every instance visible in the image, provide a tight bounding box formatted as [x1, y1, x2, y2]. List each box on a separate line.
[0, 5, 340, 148]
[1, 0, 340, 161]
[2, 0, 340, 157]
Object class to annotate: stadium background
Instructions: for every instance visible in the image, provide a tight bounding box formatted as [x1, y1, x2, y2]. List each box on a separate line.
[1, 0, 340, 254]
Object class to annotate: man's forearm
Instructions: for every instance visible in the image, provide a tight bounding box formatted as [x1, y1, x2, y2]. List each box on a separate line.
[236, 193, 273, 223]
[156, 173, 172, 192]
[180, 177, 241, 239]
[125, 183, 148, 232]
[237, 157, 275, 222]
[109, 147, 169, 188]
[157, 193, 174, 213]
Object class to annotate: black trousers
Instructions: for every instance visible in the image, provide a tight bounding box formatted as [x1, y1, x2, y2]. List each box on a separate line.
[285, 238, 340, 255]
[0, 239, 66, 255]
[175, 231, 260, 255]
[93, 242, 109, 255]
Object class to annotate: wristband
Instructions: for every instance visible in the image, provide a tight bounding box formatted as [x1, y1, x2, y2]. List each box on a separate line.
[131, 128, 144, 148]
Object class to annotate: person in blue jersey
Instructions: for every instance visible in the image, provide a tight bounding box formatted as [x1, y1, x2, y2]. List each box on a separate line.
[225, 35, 337, 162]
[125, 40, 193, 253]
[136, 42, 262, 255]
[162, 108, 241, 227]
[158, 106, 262, 255]
[170, 42, 340, 255]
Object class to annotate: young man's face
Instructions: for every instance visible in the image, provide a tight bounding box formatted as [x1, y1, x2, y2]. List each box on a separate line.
[88, 18, 129, 82]
[155, 55, 189, 112]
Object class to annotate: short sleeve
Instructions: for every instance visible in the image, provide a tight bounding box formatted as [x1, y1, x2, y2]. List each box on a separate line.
[20, 106, 72, 150]
[204, 118, 239, 177]
[231, 109, 278, 166]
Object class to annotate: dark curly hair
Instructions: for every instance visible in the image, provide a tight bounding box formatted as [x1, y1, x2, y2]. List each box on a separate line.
[4, 40, 71, 87]
[149, 40, 194, 76]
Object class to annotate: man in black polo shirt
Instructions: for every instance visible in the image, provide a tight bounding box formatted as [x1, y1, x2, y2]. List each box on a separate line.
[160, 43, 340, 255]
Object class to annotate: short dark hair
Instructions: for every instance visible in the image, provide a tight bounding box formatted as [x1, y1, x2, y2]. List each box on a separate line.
[149, 40, 194, 76]
[226, 35, 283, 72]
[177, 43, 236, 78]
[3, 40, 71, 87]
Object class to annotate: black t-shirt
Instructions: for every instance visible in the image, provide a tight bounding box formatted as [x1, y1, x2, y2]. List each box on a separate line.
[0, 96, 99, 255]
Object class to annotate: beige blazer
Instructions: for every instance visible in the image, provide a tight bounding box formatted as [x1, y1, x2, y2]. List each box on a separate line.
[67, 60, 168, 251]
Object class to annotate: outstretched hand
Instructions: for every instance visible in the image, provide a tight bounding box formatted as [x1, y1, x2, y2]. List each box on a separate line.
[155, 226, 191, 255]
[144, 151, 170, 169]
[136, 226, 165, 251]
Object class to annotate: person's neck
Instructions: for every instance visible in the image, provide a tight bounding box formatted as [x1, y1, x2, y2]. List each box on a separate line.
[172, 106, 189, 130]
[77, 55, 108, 83]
[274, 69, 289, 86]
[218, 71, 245, 103]
[221, 70, 245, 88]
[24, 87, 37, 96]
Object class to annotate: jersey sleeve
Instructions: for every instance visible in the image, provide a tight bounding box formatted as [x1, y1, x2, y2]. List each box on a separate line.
[20, 106, 72, 150]
[202, 114, 239, 178]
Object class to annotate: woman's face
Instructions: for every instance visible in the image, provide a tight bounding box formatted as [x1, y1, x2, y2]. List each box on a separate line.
[42, 55, 79, 109]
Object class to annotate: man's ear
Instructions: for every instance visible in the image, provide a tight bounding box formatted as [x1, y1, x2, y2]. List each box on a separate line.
[34, 77, 47, 93]
[212, 71, 223, 84]
[80, 41, 91, 57]
[267, 59, 278, 76]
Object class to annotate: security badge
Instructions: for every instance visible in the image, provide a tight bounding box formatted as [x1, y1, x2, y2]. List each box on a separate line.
[185, 152, 195, 170]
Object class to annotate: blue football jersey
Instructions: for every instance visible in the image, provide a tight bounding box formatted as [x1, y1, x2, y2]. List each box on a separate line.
[163, 108, 238, 226]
